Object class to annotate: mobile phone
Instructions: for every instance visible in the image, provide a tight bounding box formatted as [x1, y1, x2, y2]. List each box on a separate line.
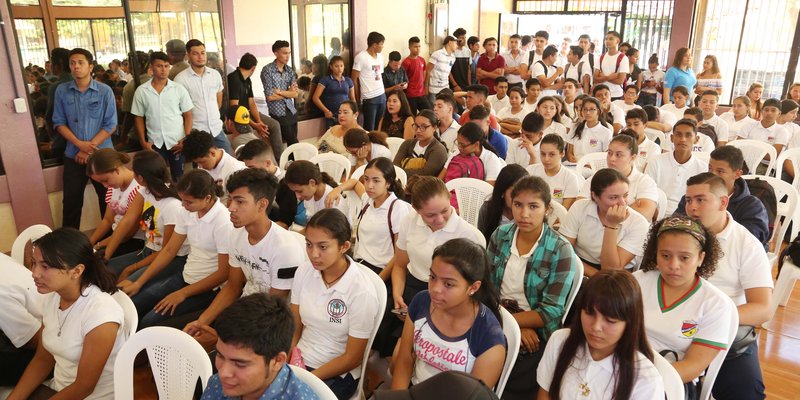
[391, 308, 408, 315]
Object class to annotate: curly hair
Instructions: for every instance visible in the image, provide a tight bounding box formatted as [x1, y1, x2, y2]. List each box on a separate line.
[639, 217, 721, 278]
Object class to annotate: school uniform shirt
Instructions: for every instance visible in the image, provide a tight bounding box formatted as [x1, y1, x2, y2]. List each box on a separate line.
[402, 56, 427, 98]
[499, 227, 543, 311]
[407, 290, 505, 385]
[645, 152, 708, 215]
[720, 112, 755, 139]
[564, 61, 592, 89]
[543, 121, 568, 140]
[506, 138, 541, 167]
[537, 328, 664, 400]
[639, 69, 666, 94]
[578, 168, 659, 205]
[230, 223, 308, 296]
[633, 270, 733, 359]
[396, 208, 486, 282]
[606, 103, 626, 127]
[737, 120, 790, 147]
[42, 284, 125, 399]
[444, 148, 505, 181]
[704, 114, 730, 143]
[559, 199, 649, 268]
[568, 123, 613, 160]
[0, 257, 43, 348]
[496, 106, 529, 125]
[611, 99, 641, 113]
[174, 66, 225, 136]
[429, 49, 456, 95]
[131, 79, 194, 149]
[658, 104, 687, 128]
[531, 61, 560, 97]
[783, 121, 800, 148]
[205, 151, 248, 196]
[106, 180, 142, 234]
[354, 193, 412, 269]
[710, 213, 774, 306]
[527, 164, 583, 204]
[502, 50, 528, 85]
[304, 184, 350, 221]
[594, 52, 630, 98]
[140, 189, 190, 255]
[347, 143, 392, 166]
[439, 119, 461, 153]
[488, 94, 511, 115]
[291, 258, 380, 378]
[634, 138, 662, 172]
[173, 199, 232, 285]
[352, 51, 385, 100]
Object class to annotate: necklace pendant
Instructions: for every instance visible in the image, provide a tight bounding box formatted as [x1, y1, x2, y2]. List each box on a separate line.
[57, 330, 61, 337]
[580, 382, 590, 396]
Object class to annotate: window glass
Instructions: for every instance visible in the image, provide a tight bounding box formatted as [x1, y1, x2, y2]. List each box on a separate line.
[51, 0, 121, 6]
[55, 19, 129, 68]
[10, 0, 39, 5]
[14, 19, 48, 68]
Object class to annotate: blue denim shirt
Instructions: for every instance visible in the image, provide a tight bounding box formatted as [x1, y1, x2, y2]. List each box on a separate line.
[52, 79, 116, 158]
[261, 61, 297, 117]
[202, 364, 318, 400]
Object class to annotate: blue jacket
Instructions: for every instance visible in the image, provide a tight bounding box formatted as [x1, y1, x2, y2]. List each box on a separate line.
[487, 127, 508, 159]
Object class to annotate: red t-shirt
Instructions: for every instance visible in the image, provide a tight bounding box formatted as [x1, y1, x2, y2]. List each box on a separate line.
[476, 53, 506, 94]
[402, 56, 427, 98]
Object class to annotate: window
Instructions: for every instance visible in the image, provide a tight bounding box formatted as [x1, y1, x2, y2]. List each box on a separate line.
[624, 1, 674, 72]
[55, 19, 129, 67]
[10, 0, 39, 5]
[189, 12, 223, 52]
[693, 0, 800, 104]
[14, 19, 48, 68]
[130, 12, 189, 52]
[51, 0, 121, 6]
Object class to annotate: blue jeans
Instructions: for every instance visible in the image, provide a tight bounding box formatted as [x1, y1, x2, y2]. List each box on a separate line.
[107, 247, 187, 283]
[361, 94, 386, 131]
[711, 341, 766, 400]
[306, 367, 358, 399]
[155, 144, 185, 181]
[213, 130, 233, 155]
[133, 271, 217, 329]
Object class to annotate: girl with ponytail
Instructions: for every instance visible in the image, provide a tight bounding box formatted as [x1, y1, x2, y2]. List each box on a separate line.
[284, 160, 349, 223]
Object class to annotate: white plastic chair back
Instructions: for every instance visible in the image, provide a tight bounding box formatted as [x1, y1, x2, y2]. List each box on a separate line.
[575, 152, 608, 179]
[386, 137, 405, 160]
[279, 142, 319, 170]
[546, 201, 568, 231]
[645, 127, 669, 151]
[350, 263, 387, 400]
[111, 291, 138, 338]
[769, 257, 800, 326]
[289, 365, 338, 400]
[11, 224, 51, 264]
[495, 307, 521, 398]
[692, 151, 711, 165]
[698, 296, 739, 400]
[774, 147, 800, 191]
[311, 153, 351, 183]
[562, 252, 584, 324]
[652, 350, 685, 400]
[742, 175, 798, 265]
[113, 326, 213, 400]
[655, 188, 668, 221]
[445, 178, 494, 227]
[727, 139, 777, 175]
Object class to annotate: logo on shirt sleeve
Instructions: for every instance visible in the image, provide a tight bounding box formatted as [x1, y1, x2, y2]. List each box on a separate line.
[328, 299, 347, 323]
[681, 320, 698, 338]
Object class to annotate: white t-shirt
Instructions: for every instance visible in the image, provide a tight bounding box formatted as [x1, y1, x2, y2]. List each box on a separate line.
[704, 114, 730, 143]
[488, 94, 511, 115]
[737, 121, 790, 147]
[527, 164, 582, 204]
[568, 122, 613, 159]
[611, 99, 641, 113]
[506, 138, 541, 167]
[500, 228, 542, 311]
[639, 69, 665, 94]
[229, 223, 308, 296]
[564, 61, 592, 88]
[645, 152, 708, 215]
[579, 168, 659, 205]
[594, 52, 630, 98]
[352, 51, 385, 100]
[291, 258, 380, 379]
[354, 193, 413, 268]
[720, 112, 755, 139]
[429, 49, 456, 94]
[496, 106, 528, 122]
[396, 208, 486, 281]
[42, 285, 125, 399]
[347, 143, 392, 166]
[532, 61, 560, 97]
[444, 148, 505, 181]
[783, 121, 800, 149]
[173, 199, 232, 284]
[105, 180, 142, 233]
[659, 104, 688, 128]
[606, 103, 626, 127]
[559, 199, 649, 268]
[140, 189, 190, 255]
[634, 270, 733, 359]
[543, 121, 568, 140]
[0, 257, 43, 348]
[303, 184, 350, 222]
[206, 152, 248, 197]
[710, 213, 774, 306]
[537, 328, 664, 400]
[503, 50, 528, 85]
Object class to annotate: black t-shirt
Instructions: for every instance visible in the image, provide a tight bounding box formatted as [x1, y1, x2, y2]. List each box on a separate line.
[227, 69, 253, 107]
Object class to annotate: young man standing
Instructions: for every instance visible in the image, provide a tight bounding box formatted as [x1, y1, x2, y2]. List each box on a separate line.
[487, 77, 510, 115]
[698, 90, 730, 146]
[182, 130, 248, 198]
[526, 30, 550, 67]
[531, 45, 563, 97]
[132, 51, 193, 180]
[564, 45, 591, 94]
[262, 40, 299, 146]
[476, 37, 505, 95]
[52, 48, 116, 229]
[577, 34, 596, 72]
[402, 36, 429, 114]
[450, 28, 472, 92]
[468, 36, 481, 85]
[383, 51, 408, 94]
[426, 36, 458, 104]
[175, 39, 231, 155]
[352, 31, 386, 131]
[502, 34, 528, 90]
[593, 31, 630, 101]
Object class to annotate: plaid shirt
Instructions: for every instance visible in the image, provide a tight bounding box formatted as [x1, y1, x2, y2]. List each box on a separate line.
[487, 223, 576, 341]
[261, 61, 297, 117]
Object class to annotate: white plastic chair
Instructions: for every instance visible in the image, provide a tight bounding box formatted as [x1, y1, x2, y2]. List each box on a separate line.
[546, 200, 568, 230]
[774, 147, 800, 191]
[386, 137, 405, 160]
[698, 296, 739, 400]
[652, 350, 685, 400]
[772, 257, 800, 322]
[742, 175, 798, 266]
[279, 142, 319, 170]
[655, 188, 668, 221]
[311, 152, 351, 183]
[11, 224, 51, 265]
[113, 326, 213, 400]
[495, 307, 521, 398]
[350, 263, 387, 400]
[645, 127, 669, 151]
[111, 291, 138, 338]
[575, 152, 608, 179]
[562, 252, 584, 324]
[727, 139, 777, 176]
[445, 178, 494, 227]
[289, 365, 338, 400]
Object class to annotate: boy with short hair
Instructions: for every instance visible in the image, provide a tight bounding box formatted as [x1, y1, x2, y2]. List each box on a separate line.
[487, 77, 510, 115]
[458, 84, 501, 131]
[352, 31, 386, 130]
[592, 85, 625, 133]
[469, 105, 508, 159]
[468, 36, 481, 85]
[625, 108, 662, 171]
[182, 129, 248, 197]
[737, 98, 790, 156]
[383, 51, 408, 93]
[593, 31, 630, 100]
[476, 37, 505, 94]
[527, 30, 550, 66]
[531, 45, 563, 97]
[562, 78, 579, 120]
[564, 45, 591, 94]
[503, 34, 528, 89]
[426, 36, 458, 103]
[698, 90, 730, 145]
[402, 36, 430, 113]
[506, 112, 544, 166]
[612, 85, 642, 113]
[523, 78, 542, 113]
[682, 107, 717, 152]
[450, 28, 472, 91]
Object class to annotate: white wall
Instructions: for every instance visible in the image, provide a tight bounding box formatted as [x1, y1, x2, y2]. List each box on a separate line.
[232, 0, 290, 47]
[449, 0, 480, 38]
[366, 0, 430, 58]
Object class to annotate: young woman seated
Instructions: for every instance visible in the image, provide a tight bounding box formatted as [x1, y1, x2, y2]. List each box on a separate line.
[318, 100, 362, 156]
[477, 164, 528, 242]
[378, 89, 415, 139]
[393, 110, 449, 178]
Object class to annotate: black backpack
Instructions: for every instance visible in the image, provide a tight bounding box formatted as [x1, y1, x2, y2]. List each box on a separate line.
[745, 177, 777, 235]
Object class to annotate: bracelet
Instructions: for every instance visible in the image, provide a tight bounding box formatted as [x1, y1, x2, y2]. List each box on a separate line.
[603, 224, 620, 230]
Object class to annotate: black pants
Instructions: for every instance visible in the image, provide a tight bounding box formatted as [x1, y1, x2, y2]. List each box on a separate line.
[711, 341, 766, 400]
[62, 156, 107, 229]
[502, 344, 546, 400]
[372, 273, 427, 357]
[407, 96, 432, 115]
[274, 113, 298, 146]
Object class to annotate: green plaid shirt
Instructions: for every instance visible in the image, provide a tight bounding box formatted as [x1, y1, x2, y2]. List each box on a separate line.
[487, 223, 577, 341]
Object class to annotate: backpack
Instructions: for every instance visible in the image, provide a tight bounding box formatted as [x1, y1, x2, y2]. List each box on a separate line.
[745, 177, 777, 235]
[599, 52, 625, 73]
[564, 61, 586, 82]
[444, 154, 486, 209]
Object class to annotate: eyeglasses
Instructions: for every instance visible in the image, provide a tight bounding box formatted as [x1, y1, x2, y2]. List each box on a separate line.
[412, 124, 432, 131]
[456, 141, 474, 148]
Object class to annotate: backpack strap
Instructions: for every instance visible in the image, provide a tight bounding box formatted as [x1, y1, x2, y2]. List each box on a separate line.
[588, 53, 595, 71]
[355, 203, 370, 242]
[387, 199, 398, 247]
[536, 60, 548, 76]
[614, 53, 624, 73]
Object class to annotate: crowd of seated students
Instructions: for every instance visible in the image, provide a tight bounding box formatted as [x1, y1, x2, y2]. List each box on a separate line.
[8, 24, 800, 400]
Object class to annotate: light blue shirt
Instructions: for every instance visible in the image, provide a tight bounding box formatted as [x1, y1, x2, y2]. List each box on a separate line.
[201, 364, 318, 400]
[131, 78, 194, 149]
[51, 79, 116, 159]
[664, 66, 697, 102]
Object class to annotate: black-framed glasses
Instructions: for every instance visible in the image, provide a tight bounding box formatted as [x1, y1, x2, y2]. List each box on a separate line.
[412, 123, 432, 131]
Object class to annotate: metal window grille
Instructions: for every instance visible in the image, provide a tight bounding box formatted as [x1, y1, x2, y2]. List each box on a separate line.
[14, 19, 48, 67]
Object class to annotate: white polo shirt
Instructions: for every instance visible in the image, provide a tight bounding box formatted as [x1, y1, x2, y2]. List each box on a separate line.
[645, 152, 708, 215]
[174, 66, 224, 136]
[174, 199, 232, 284]
[230, 223, 308, 296]
[503, 50, 528, 85]
[658, 104, 687, 128]
[131, 78, 194, 149]
[205, 151, 248, 196]
[488, 94, 511, 115]
[304, 185, 349, 221]
[0, 256, 43, 348]
[559, 199, 649, 268]
[531, 61, 560, 97]
[710, 213, 774, 306]
[354, 193, 413, 269]
[606, 103, 626, 127]
[720, 112, 755, 139]
[347, 143, 391, 166]
[429, 49, 456, 94]
[633, 270, 733, 359]
[737, 120, 790, 146]
[500, 228, 542, 311]
[444, 148, 505, 181]
[352, 51, 385, 100]
[396, 208, 486, 281]
[611, 100, 641, 114]
[538, 328, 664, 400]
[568, 122, 613, 159]
[636, 137, 662, 172]
[594, 52, 630, 98]
[578, 167, 659, 205]
[438, 119, 461, 153]
[543, 121, 568, 140]
[703, 114, 730, 143]
[291, 258, 380, 378]
[506, 138, 541, 167]
[527, 164, 582, 204]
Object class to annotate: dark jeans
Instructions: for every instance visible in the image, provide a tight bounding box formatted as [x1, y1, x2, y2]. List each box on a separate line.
[502, 345, 546, 400]
[62, 156, 107, 229]
[711, 341, 766, 400]
[107, 247, 187, 284]
[274, 113, 299, 146]
[155, 144, 185, 181]
[407, 96, 432, 115]
[133, 271, 217, 329]
[307, 366, 358, 400]
[372, 273, 427, 357]
[362, 94, 386, 131]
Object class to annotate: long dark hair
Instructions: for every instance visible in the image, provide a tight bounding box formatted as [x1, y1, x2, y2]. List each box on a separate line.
[537, 96, 562, 124]
[548, 270, 652, 400]
[133, 150, 178, 200]
[432, 238, 502, 323]
[284, 160, 339, 188]
[480, 164, 527, 241]
[176, 169, 223, 200]
[571, 97, 608, 140]
[381, 89, 413, 129]
[458, 122, 498, 156]
[365, 157, 404, 197]
[33, 227, 117, 294]
[306, 208, 352, 257]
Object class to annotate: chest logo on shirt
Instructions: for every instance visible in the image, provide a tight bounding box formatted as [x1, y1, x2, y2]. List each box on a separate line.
[328, 299, 347, 323]
[589, 139, 598, 147]
[372, 65, 381, 80]
[640, 151, 648, 158]
[681, 320, 698, 338]
[553, 189, 563, 198]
